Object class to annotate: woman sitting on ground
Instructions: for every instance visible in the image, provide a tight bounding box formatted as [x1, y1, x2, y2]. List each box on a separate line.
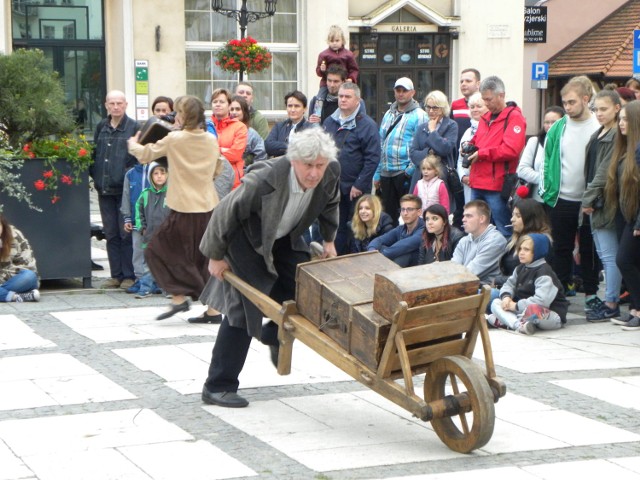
[0, 214, 40, 302]
[350, 194, 393, 253]
[418, 203, 464, 264]
[493, 198, 552, 289]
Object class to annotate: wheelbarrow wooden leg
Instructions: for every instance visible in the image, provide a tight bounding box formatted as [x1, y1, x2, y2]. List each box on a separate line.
[276, 301, 298, 375]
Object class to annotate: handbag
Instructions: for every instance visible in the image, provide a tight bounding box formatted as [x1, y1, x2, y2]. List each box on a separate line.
[500, 168, 519, 201]
[444, 164, 464, 195]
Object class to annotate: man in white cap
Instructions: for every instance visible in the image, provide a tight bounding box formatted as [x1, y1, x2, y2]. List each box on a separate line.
[374, 77, 427, 226]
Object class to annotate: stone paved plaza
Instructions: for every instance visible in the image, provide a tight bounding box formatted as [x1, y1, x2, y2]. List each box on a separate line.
[1, 211, 640, 479]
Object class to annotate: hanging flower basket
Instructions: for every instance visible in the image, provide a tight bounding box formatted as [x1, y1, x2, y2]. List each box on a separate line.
[215, 36, 272, 74]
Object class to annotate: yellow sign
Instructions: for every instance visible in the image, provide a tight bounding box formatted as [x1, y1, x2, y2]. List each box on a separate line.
[135, 81, 149, 94]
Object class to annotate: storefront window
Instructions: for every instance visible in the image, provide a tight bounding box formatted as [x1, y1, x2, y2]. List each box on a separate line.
[185, 0, 299, 111]
[11, 0, 104, 41]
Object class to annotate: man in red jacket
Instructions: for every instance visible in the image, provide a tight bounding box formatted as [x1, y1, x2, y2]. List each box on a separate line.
[466, 76, 526, 237]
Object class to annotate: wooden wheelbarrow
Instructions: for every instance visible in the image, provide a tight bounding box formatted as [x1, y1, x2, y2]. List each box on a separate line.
[222, 255, 506, 454]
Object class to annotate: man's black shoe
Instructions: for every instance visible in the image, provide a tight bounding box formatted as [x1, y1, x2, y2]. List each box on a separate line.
[201, 388, 249, 408]
[156, 300, 190, 320]
[188, 312, 223, 324]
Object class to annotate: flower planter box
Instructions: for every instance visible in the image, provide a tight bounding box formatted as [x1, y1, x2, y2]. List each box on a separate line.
[0, 158, 92, 287]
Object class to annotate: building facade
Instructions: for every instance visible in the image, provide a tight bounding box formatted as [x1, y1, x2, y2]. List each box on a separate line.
[2, 0, 526, 128]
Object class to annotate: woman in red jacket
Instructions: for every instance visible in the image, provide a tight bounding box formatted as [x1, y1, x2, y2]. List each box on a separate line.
[210, 89, 248, 189]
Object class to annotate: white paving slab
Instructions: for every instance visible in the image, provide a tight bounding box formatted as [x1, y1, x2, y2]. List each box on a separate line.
[474, 324, 640, 373]
[0, 409, 192, 457]
[204, 392, 464, 472]
[119, 440, 257, 479]
[524, 458, 640, 479]
[204, 388, 640, 472]
[0, 315, 55, 351]
[0, 353, 135, 410]
[0, 439, 33, 480]
[369, 459, 640, 480]
[52, 307, 216, 343]
[114, 338, 352, 395]
[551, 376, 640, 410]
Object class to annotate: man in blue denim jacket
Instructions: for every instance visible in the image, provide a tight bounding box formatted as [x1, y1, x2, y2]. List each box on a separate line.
[90, 90, 140, 289]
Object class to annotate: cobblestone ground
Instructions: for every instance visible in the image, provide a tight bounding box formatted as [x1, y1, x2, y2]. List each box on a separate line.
[0, 194, 639, 479]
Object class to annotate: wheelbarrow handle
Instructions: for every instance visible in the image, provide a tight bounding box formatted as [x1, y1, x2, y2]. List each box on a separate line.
[222, 270, 285, 325]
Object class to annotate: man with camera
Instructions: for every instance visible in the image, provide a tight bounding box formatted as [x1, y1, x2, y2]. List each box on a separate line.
[465, 76, 526, 237]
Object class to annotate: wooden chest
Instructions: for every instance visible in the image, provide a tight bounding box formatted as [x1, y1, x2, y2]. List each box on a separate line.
[373, 261, 480, 321]
[351, 303, 391, 370]
[295, 252, 400, 350]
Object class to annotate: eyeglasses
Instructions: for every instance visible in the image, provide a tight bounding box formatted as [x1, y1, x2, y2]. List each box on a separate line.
[400, 207, 419, 213]
[426, 105, 441, 111]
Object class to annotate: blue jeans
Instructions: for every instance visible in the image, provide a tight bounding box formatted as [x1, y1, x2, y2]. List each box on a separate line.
[138, 272, 158, 294]
[0, 269, 39, 302]
[592, 228, 621, 303]
[470, 188, 511, 237]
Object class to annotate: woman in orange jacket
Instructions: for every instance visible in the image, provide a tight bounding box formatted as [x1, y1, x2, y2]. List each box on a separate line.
[209, 88, 248, 189]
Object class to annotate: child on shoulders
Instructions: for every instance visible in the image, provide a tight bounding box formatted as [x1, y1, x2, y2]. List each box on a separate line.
[488, 233, 568, 334]
[316, 25, 359, 98]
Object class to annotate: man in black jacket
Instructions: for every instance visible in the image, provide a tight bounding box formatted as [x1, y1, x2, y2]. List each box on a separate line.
[323, 82, 380, 254]
[90, 90, 140, 289]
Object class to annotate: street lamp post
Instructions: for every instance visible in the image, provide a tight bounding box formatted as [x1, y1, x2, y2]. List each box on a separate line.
[211, 0, 277, 41]
[211, 0, 278, 80]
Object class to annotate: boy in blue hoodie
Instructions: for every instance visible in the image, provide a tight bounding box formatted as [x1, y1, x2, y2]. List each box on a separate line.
[135, 162, 169, 298]
[488, 233, 569, 334]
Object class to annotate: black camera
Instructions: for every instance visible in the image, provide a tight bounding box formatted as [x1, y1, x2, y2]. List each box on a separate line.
[460, 141, 478, 169]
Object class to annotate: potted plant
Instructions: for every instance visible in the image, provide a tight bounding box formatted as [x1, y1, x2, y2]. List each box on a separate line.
[0, 49, 93, 287]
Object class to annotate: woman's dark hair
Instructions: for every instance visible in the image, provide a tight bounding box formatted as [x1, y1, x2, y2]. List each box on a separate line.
[0, 214, 13, 261]
[507, 198, 552, 251]
[175, 95, 205, 130]
[230, 95, 251, 128]
[151, 96, 174, 113]
[285, 90, 307, 108]
[422, 204, 452, 253]
[537, 105, 565, 144]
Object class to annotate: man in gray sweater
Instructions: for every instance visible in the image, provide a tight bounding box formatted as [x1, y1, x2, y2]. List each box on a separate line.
[452, 199, 507, 285]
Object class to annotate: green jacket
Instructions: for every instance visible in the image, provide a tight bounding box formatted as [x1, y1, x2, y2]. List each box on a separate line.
[581, 126, 617, 230]
[539, 116, 567, 207]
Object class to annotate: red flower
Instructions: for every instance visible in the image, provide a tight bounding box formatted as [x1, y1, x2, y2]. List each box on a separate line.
[61, 175, 73, 185]
[43, 170, 54, 178]
[53, 145, 59, 150]
[28, 152, 35, 158]
[23, 144, 31, 152]
[78, 148, 88, 157]
[51, 195, 60, 204]
[34, 179, 46, 190]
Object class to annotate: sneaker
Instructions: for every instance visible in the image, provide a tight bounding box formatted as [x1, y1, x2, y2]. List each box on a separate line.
[611, 314, 635, 326]
[13, 289, 40, 302]
[125, 280, 140, 294]
[135, 290, 152, 299]
[120, 278, 136, 290]
[565, 283, 577, 297]
[485, 314, 500, 328]
[101, 278, 121, 289]
[584, 296, 604, 313]
[517, 321, 536, 335]
[621, 316, 640, 331]
[586, 304, 620, 322]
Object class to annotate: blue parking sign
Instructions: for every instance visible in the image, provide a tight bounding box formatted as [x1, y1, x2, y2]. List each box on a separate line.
[531, 62, 548, 81]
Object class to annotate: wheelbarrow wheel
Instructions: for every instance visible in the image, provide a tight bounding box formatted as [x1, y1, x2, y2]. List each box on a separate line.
[424, 355, 495, 453]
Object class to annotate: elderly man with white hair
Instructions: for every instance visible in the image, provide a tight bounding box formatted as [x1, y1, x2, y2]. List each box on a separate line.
[199, 127, 341, 408]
